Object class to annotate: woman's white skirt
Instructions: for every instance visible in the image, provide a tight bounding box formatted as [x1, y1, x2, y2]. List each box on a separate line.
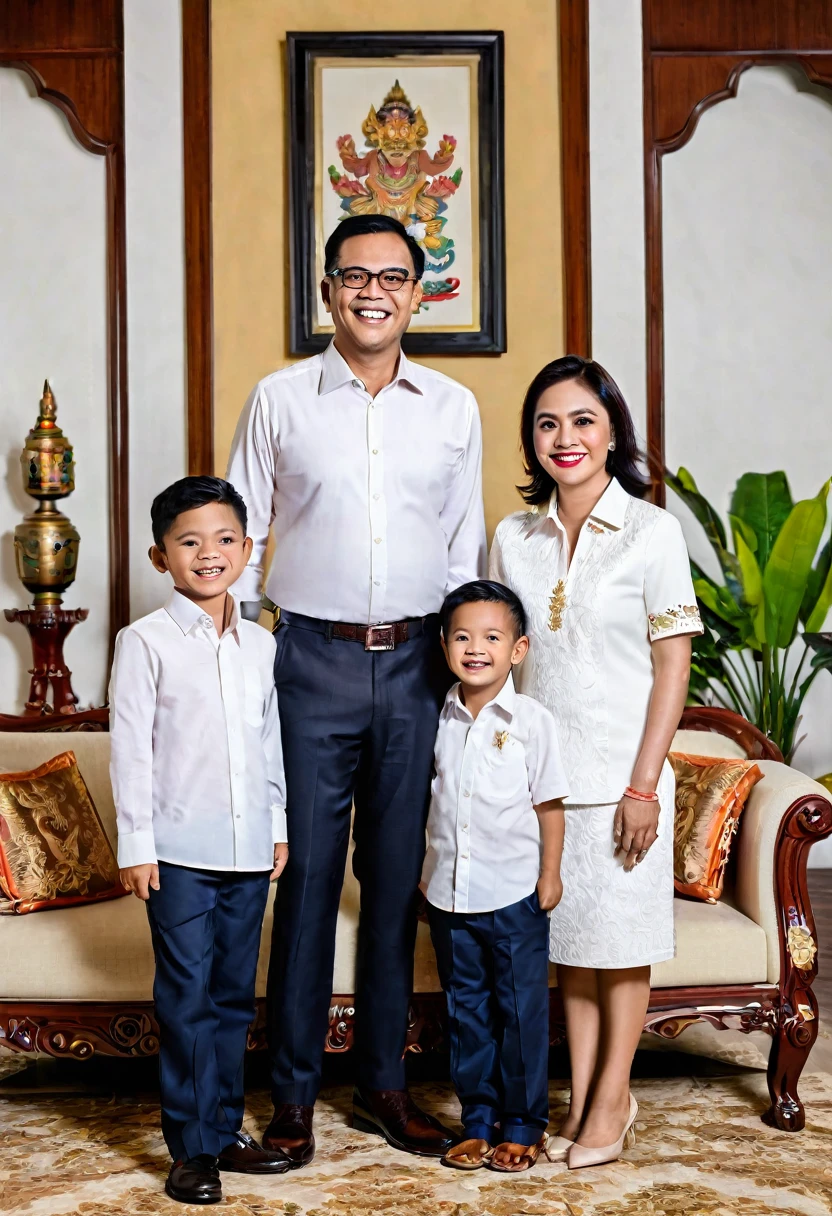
[549, 763, 676, 969]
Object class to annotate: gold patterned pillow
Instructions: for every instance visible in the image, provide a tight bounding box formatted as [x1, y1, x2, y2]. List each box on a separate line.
[0, 751, 127, 914]
[669, 752, 763, 903]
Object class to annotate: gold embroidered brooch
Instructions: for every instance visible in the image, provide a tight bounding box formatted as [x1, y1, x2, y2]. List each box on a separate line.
[493, 730, 510, 751]
[548, 579, 566, 632]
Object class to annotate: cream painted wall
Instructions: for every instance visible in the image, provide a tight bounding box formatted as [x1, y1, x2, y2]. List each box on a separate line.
[588, 9, 832, 864]
[211, 0, 564, 538]
[0, 4, 187, 712]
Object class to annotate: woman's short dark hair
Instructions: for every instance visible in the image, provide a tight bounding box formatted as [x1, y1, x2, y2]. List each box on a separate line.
[151, 476, 248, 546]
[441, 580, 527, 640]
[324, 215, 425, 279]
[517, 355, 650, 505]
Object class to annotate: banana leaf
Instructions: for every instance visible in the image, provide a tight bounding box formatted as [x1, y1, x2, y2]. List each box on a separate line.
[666, 468, 743, 600]
[763, 482, 829, 648]
[804, 632, 832, 672]
[730, 472, 792, 571]
[803, 536, 832, 630]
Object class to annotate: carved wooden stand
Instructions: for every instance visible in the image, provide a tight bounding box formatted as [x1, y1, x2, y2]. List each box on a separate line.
[4, 604, 88, 714]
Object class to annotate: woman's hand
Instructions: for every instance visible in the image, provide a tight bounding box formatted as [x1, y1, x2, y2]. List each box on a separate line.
[537, 870, 563, 911]
[613, 795, 659, 872]
[119, 863, 160, 900]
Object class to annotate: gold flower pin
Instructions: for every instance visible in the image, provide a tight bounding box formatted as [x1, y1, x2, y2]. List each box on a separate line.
[493, 730, 510, 751]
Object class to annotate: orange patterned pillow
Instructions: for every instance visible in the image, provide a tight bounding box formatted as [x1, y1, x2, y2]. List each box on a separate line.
[0, 751, 127, 914]
[669, 752, 763, 903]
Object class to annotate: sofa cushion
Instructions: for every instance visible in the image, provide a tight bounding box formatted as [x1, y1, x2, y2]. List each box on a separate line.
[671, 729, 747, 760]
[0, 735, 116, 847]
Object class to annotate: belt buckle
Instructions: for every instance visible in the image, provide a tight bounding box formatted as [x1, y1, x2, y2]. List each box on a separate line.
[365, 624, 395, 651]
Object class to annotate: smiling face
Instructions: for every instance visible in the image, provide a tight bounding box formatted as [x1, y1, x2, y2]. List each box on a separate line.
[442, 600, 529, 697]
[150, 500, 252, 604]
[533, 379, 614, 496]
[321, 231, 423, 360]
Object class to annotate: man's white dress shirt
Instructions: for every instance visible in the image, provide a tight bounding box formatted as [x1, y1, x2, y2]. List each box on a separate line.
[422, 675, 570, 914]
[110, 590, 287, 871]
[490, 476, 704, 805]
[226, 341, 486, 621]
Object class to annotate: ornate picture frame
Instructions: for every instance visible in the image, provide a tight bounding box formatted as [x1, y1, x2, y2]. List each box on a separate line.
[287, 31, 505, 355]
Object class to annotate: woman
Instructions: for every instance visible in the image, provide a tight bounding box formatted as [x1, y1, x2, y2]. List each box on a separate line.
[489, 356, 702, 1170]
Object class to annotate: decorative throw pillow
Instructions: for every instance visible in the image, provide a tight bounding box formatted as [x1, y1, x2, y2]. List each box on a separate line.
[0, 751, 127, 914]
[669, 752, 763, 903]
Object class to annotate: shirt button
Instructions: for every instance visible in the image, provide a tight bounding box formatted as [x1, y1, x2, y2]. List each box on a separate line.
[463, 790, 470, 797]
[201, 616, 211, 628]
[461, 853, 468, 860]
[235, 814, 241, 820]
[374, 537, 382, 544]
[373, 580, 380, 586]
[372, 449, 379, 455]
[462, 823, 469, 830]
[373, 493, 380, 501]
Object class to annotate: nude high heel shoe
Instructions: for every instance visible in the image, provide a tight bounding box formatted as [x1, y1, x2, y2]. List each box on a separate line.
[544, 1133, 574, 1163]
[566, 1095, 638, 1170]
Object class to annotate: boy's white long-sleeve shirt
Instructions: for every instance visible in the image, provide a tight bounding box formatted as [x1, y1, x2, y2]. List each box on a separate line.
[109, 589, 287, 871]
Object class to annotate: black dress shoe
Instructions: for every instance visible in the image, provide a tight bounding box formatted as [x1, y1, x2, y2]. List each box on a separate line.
[352, 1087, 456, 1157]
[165, 1156, 222, 1204]
[262, 1103, 315, 1168]
[218, 1131, 292, 1174]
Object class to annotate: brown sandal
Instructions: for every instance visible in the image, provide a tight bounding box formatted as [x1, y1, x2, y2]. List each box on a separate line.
[441, 1138, 494, 1170]
[487, 1134, 547, 1173]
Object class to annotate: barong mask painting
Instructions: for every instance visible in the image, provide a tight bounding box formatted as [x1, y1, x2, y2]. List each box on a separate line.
[287, 33, 505, 355]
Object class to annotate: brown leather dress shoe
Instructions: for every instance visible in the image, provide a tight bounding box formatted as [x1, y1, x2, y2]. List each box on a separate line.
[217, 1131, 292, 1174]
[352, 1087, 456, 1157]
[262, 1103, 315, 1168]
[165, 1156, 222, 1204]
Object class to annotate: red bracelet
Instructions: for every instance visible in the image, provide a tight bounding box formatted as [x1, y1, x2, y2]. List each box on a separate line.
[624, 785, 659, 803]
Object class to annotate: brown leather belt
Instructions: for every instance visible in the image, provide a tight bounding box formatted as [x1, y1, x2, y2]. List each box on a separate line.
[279, 609, 424, 651]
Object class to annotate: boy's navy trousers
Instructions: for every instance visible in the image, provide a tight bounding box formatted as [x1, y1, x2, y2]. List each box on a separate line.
[267, 612, 448, 1106]
[428, 892, 550, 1147]
[146, 861, 271, 1162]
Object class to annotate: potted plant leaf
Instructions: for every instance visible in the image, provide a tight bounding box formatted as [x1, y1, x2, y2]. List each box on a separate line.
[666, 468, 832, 762]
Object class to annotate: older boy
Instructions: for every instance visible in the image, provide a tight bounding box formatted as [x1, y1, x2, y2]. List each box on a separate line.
[110, 476, 291, 1204]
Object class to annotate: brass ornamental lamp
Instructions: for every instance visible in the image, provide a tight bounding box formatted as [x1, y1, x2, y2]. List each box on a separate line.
[4, 381, 88, 714]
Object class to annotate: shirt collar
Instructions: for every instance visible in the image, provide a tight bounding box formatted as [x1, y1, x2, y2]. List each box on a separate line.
[545, 475, 630, 533]
[318, 339, 425, 397]
[164, 589, 241, 641]
[444, 672, 517, 723]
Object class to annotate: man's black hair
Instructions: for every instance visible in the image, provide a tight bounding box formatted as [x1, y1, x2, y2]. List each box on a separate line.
[324, 214, 425, 280]
[440, 580, 528, 641]
[150, 476, 248, 547]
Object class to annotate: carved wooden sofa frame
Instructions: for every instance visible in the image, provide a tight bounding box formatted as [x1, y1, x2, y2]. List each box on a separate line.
[0, 704, 829, 1133]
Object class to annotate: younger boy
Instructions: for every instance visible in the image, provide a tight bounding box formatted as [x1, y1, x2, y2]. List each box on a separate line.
[421, 580, 568, 1173]
[110, 476, 291, 1204]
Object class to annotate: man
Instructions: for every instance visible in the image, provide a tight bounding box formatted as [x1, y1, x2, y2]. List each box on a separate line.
[227, 214, 486, 1165]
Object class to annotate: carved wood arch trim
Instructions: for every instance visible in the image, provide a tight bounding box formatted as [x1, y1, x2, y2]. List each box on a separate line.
[0, 40, 129, 666]
[643, 25, 832, 504]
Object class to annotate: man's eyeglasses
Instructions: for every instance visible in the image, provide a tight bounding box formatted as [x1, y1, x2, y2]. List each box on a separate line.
[328, 266, 420, 292]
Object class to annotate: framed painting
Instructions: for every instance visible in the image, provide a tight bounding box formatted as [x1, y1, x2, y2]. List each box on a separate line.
[287, 31, 505, 355]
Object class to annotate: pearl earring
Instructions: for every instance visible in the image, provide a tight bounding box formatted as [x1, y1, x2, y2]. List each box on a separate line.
[608, 441, 616, 451]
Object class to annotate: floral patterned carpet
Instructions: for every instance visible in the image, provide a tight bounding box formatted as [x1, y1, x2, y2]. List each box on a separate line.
[1, 1042, 831, 1216]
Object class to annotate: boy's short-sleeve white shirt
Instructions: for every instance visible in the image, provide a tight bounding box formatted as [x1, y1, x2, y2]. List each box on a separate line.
[422, 674, 569, 914]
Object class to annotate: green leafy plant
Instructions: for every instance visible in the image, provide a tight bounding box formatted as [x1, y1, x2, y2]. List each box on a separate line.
[666, 469, 832, 761]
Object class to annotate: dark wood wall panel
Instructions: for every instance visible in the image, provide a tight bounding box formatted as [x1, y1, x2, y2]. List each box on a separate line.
[643, 0, 832, 503]
[559, 0, 592, 357]
[648, 0, 832, 53]
[0, 0, 128, 658]
[183, 0, 214, 475]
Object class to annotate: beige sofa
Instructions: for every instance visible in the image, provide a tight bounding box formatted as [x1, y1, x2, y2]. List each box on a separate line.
[0, 707, 829, 1132]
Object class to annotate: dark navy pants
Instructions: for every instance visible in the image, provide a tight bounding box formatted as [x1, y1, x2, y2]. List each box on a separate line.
[146, 861, 271, 1162]
[428, 893, 550, 1147]
[267, 613, 448, 1105]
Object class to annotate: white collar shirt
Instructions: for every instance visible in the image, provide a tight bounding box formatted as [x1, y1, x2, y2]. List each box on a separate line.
[109, 591, 287, 871]
[226, 340, 486, 622]
[422, 674, 570, 914]
[490, 477, 704, 804]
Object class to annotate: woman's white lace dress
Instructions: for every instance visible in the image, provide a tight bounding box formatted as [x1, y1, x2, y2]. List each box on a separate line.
[490, 477, 703, 968]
